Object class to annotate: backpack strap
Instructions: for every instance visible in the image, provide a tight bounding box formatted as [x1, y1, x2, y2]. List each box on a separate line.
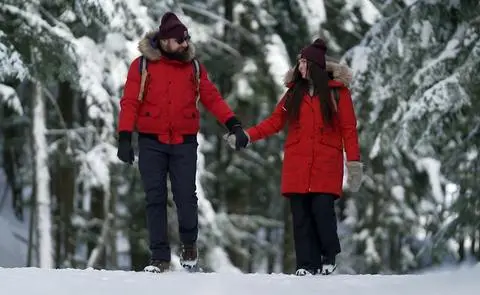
[330, 88, 340, 112]
[137, 56, 149, 102]
[192, 59, 201, 109]
[136, 56, 200, 105]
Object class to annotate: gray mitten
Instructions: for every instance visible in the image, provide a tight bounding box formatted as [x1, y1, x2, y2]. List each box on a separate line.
[346, 161, 363, 192]
[223, 133, 236, 149]
[222, 132, 250, 150]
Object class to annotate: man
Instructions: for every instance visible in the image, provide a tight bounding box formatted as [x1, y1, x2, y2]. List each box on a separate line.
[116, 11, 249, 273]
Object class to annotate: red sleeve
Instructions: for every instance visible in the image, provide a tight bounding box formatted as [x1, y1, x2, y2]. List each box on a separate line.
[337, 87, 360, 161]
[198, 63, 235, 123]
[246, 95, 288, 142]
[118, 57, 142, 132]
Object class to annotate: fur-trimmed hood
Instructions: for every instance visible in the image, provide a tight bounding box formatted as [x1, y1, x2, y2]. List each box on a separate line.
[137, 31, 196, 62]
[283, 59, 353, 87]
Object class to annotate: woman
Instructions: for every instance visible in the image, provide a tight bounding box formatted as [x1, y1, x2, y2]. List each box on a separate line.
[226, 39, 363, 275]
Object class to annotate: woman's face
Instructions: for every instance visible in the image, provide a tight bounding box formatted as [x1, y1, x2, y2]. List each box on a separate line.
[298, 58, 308, 79]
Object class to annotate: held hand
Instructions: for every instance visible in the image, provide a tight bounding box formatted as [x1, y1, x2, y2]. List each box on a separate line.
[223, 129, 250, 150]
[222, 133, 236, 150]
[233, 127, 249, 150]
[346, 161, 363, 192]
[117, 131, 134, 164]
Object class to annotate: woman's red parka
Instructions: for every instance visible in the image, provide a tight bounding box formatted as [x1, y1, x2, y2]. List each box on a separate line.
[246, 62, 360, 197]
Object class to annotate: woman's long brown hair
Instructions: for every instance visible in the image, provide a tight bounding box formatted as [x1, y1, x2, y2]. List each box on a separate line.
[284, 61, 335, 126]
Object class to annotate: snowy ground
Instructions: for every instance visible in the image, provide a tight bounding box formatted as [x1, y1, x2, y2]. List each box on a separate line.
[0, 171, 30, 267]
[1, 264, 479, 295]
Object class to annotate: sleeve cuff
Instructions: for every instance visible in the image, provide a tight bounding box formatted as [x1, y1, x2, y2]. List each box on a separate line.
[246, 128, 258, 143]
[225, 116, 242, 132]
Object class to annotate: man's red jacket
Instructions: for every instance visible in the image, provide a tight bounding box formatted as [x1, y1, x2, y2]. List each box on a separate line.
[118, 32, 239, 144]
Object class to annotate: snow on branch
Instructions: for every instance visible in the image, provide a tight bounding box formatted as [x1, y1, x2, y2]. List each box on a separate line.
[178, 3, 261, 45]
[1, 4, 74, 42]
[401, 74, 469, 123]
[0, 31, 28, 81]
[0, 84, 24, 115]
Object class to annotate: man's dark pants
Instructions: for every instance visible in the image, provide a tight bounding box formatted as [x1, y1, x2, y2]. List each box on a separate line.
[138, 134, 198, 262]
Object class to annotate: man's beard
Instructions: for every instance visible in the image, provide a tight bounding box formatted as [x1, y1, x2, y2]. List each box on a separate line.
[160, 46, 190, 61]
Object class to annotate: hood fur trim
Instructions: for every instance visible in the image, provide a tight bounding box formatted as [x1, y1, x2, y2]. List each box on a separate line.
[138, 31, 196, 62]
[283, 60, 353, 87]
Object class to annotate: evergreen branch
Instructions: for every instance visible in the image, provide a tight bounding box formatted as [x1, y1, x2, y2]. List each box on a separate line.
[37, 5, 70, 32]
[178, 2, 261, 46]
[364, 0, 384, 17]
[0, 4, 74, 43]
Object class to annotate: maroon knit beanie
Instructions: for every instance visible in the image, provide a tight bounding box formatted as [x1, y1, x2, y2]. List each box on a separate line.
[300, 38, 327, 69]
[158, 12, 189, 41]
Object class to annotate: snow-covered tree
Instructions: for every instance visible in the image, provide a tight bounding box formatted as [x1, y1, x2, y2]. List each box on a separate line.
[343, 0, 480, 273]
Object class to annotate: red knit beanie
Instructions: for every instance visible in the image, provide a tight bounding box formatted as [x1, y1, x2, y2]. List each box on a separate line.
[158, 12, 189, 41]
[300, 38, 327, 69]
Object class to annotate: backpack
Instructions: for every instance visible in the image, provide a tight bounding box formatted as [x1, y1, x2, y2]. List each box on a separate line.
[136, 56, 201, 108]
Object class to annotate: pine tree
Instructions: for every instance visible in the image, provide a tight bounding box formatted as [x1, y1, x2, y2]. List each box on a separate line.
[343, 0, 480, 273]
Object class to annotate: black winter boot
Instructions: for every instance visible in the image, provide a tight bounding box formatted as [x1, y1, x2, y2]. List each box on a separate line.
[321, 256, 337, 275]
[143, 260, 171, 273]
[180, 243, 198, 270]
[295, 268, 313, 276]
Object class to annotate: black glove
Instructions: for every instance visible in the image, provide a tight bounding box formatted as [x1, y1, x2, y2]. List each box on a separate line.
[117, 131, 134, 164]
[225, 117, 249, 150]
[232, 126, 249, 150]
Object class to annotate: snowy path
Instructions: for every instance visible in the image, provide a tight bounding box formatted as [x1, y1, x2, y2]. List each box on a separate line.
[1, 265, 479, 295]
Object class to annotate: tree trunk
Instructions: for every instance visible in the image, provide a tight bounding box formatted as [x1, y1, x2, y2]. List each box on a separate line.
[458, 236, 465, 262]
[1, 104, 24, 220]
[267, 228, 277, 273]
[470, 231, 476, 260]
[87, 187, 106, 268]
[477, 229, 480, 261]
[32, 80, 53, 268]
[52, 81, 76, 267]
[109, 186, 118, 269]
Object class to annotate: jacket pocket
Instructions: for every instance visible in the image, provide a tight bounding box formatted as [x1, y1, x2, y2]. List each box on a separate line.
[284, 134, 301, 149]
[321, 130, 342, 151]
[178, 109, 200, 133]
[183, 108, 198, 119]
[138, 101, 160, 118]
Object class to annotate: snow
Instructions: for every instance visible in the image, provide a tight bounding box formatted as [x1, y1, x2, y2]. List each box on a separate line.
[405, 74, 469, 123]
[358, 0, 381, 24]
[74, 36, 115, 129]
[413, 39, 461, 85]
[420, 20, 433, 48]
[0, 214, 28, 267]
[415, 157, 443, 203]
[365, 237, 380, 263]
[298, 0, 326, 35]
[205, 246, 242, 274]
[81, 142, 117, 188]
[0, 265, 479, 295]
[236, 77, 254, 97]
[0, 174, 30, 267]
[391, 185, 405, 202]
[196, 134, 238, 272]
[369, 135, 381, 159]
[348, 46, 371, 75]
[0, 32, 28, 81]
[265, 34, 291, 88]
[0, 84, 24, 115]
